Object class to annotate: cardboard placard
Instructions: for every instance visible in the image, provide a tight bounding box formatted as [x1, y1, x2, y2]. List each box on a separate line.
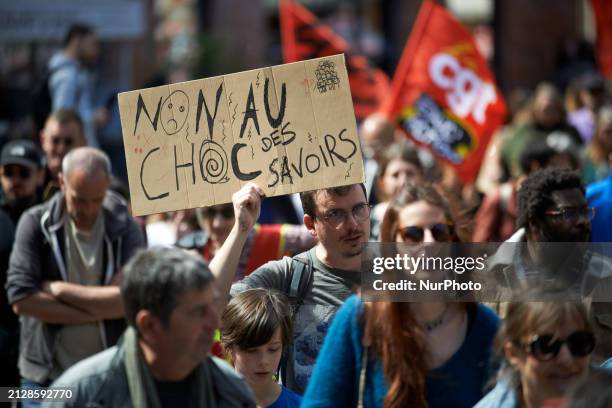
[118, 54, 364, 216]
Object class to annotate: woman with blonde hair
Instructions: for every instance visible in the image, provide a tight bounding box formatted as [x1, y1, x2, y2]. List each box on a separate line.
[302, 184, 499, 408]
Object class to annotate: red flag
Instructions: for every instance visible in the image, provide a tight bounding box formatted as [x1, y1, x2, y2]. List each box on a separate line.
[382, 1, 506, 184]
[590, 0, 612, 77]
[279, 0, 390, 120]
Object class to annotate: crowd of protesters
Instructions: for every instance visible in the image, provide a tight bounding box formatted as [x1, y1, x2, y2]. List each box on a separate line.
[1, 22, 612, 408]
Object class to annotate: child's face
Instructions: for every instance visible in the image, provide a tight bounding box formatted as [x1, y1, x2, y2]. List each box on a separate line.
[232, 328, 283, 385]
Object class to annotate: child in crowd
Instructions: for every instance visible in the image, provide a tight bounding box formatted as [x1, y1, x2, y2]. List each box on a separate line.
[221, 288, 301, 408]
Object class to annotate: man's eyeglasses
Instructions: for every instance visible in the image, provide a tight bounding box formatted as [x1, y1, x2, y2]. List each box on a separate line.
[319, 203, 372, 227]
[544, 207, 595, 222]
[1, 165, 32, 179]
[397, 223, 454, 243]
[525, 330, 595, 361]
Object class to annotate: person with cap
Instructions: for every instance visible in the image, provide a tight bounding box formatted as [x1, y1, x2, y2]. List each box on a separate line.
[0, 139, 45, 226]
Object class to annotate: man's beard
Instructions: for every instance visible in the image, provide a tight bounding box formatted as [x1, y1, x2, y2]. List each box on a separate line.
[538, 225, 591, 244]
[7, 195, 37, 213]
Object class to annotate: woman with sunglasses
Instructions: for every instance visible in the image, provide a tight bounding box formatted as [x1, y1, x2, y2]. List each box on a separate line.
[475, 301, 595, 408]
[302, 184, 500, 408]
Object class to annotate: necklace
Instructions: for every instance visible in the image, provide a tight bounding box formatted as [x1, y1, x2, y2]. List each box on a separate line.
[423, 303, 449, 332]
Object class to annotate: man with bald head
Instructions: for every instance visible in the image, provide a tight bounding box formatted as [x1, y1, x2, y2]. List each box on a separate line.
[5, 147, 144, 402]
[359, 112, 401, 206]
[359, 112, 396, 162]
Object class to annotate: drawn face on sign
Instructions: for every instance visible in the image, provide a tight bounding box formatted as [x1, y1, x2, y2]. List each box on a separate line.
[161, 91, 189, 135]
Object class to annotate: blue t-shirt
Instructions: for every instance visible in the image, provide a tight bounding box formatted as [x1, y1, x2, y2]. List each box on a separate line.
[587, 174, 612, 243]
[268, 386, 302, 408]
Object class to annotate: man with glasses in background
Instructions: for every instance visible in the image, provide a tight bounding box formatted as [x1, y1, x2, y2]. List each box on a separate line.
[209, 182, 371, 394]
[487, 167, 612, 362]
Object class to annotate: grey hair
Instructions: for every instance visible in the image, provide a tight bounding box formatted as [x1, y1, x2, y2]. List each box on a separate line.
[61, 147, 111, 180]
[121, 247, 214, 327]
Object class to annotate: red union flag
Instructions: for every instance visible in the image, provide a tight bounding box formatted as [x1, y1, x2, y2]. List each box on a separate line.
[383, 1, 507, 183]
[279, 0, 390, 120]
[591, 0, 612, 77]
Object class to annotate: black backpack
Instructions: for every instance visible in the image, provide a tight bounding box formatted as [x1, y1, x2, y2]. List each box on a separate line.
[31, 61, 73, 132]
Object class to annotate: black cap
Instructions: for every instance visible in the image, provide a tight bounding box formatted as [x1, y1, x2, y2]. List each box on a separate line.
[0, 140, 44, 169]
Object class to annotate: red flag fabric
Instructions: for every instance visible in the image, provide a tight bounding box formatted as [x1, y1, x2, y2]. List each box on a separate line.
[590, 0, 612, 77]
[382, 1, 507, 184]
[279, 0, 390, 120]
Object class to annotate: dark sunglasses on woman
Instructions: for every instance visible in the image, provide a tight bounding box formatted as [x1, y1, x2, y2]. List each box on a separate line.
[202, 205, 234, 219]
[527, 330, 595, 361]
[398, 223, 454, 243]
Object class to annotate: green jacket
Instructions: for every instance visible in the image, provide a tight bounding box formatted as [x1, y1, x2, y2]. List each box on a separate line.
[44, 339, 255, 408]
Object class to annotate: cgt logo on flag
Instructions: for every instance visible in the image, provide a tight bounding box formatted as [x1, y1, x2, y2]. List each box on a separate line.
[398, 50, 499, 164]
[383, 1, 507, 183]
[428, 52, 498, 126]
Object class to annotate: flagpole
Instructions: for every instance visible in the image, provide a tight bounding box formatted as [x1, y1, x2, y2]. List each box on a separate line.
[381, 0, 436, 117]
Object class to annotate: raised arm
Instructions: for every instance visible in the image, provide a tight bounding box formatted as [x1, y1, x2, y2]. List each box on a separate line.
[208, 182, 264, 311]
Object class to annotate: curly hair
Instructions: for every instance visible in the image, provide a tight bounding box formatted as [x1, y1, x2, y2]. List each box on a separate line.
[516, 167, 584, 229]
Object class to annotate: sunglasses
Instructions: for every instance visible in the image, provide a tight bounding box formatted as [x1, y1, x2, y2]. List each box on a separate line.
[1, 165, 32, 179]
[202, 205, 234, 219]
[397, 223, 454, 243]
[527, 330, 595, 361]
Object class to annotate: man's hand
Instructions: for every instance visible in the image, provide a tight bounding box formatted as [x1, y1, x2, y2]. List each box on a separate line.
[232, 182, 265, 233]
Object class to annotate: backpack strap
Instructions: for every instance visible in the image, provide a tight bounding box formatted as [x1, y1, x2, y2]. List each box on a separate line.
[279, 252, 314, 387]
[287, 251, 313, 316]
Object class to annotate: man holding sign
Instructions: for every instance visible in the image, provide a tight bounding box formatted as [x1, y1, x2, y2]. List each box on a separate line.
[116, 55, 366, 394]
[210, 181, 369, 394]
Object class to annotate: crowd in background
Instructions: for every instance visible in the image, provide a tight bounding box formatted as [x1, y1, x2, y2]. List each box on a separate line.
[1, 21, 612, 408]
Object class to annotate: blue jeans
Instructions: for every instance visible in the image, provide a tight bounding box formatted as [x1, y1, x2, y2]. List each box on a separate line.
[19, 378, 52, 408]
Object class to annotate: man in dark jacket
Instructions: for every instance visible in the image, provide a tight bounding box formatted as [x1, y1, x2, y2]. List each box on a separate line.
[0, 209, 17, 386]
[5, 147, 144, 400]
[46, 247, 255, 408]
[0, 139, 45, 225]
